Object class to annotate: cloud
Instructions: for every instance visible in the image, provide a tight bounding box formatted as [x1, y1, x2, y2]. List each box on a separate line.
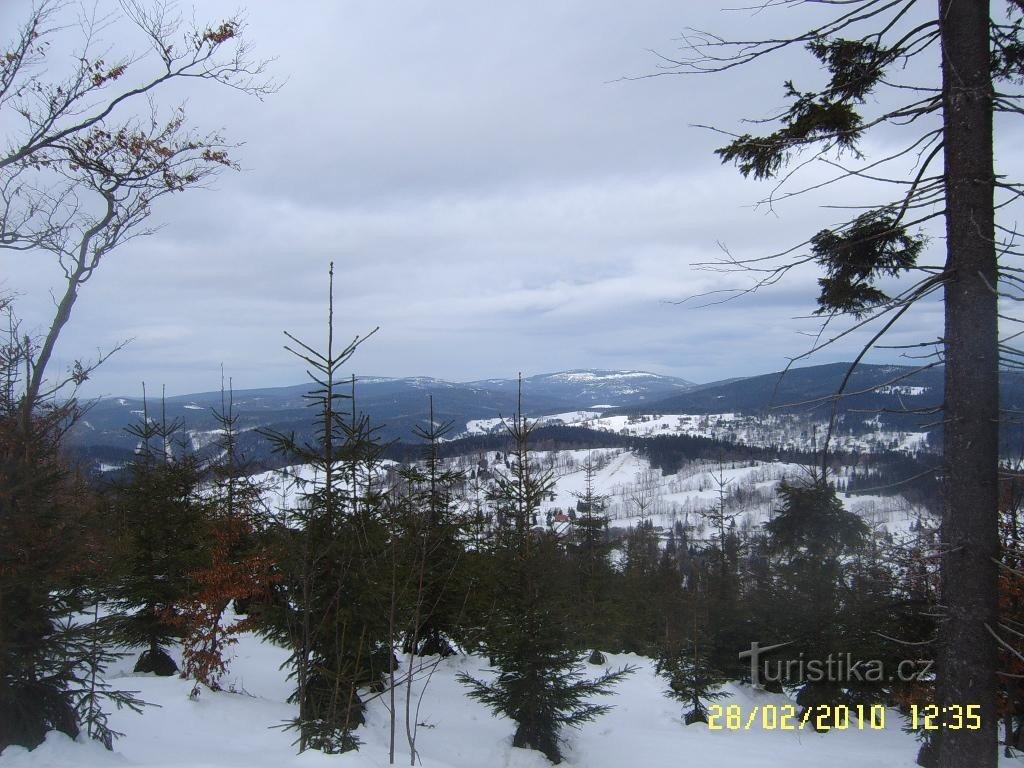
[1, 0, 1019, 397]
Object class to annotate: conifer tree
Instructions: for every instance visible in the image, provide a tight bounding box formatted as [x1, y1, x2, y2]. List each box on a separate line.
[259, 264, 386, 753]
[109, 390, 207, 677]
[460, 391, 633, 764]
[697, 462, 745, 672]
[656, 643, 729, 726]
[1, 301, 85, 750]
[569, 453, 613, 653]
[656, 4, 1020, 762]
[616, 519, 663, 653]
[0, 300, 144, 751]
[398, 397, 469, 658]
[764, 478, 868, 718]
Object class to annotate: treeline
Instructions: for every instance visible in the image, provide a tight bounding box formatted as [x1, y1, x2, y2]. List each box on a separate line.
[842, 454, 943, 511]
[3, 306, 1019, 767]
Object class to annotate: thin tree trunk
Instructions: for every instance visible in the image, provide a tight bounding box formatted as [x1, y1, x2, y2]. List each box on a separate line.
[936, 2, 999, 766]
[389, 538, 397, 765]
[406, 549, 425, 765]
[21, 194, 115, 433]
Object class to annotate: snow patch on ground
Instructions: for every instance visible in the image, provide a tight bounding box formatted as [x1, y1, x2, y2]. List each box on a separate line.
[0, 643, 927, 768]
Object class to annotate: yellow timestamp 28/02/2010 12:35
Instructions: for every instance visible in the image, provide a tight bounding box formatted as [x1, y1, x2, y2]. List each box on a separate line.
[705, 703, 982, 732]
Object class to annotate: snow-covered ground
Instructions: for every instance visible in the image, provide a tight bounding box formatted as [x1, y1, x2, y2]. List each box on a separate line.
[0, 447, 943, 768]
[248, 460, 400, 517]
[0, 630, 929, 768]
[489, 449, 930, 543]
[465, 411, 605, 436]
[461, 410, 933, 456]
[248, 448, 930, 544]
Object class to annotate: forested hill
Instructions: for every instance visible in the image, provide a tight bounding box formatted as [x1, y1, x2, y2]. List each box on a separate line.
[637, 362, 1024, 434]
[67, 370, 694, 468]
[67, 362, 1024, 472]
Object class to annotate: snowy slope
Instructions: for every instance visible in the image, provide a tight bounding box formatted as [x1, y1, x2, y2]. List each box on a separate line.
[0, 449, 945, 768]
[0, 636, 928, 768]
[518, 449, 927, 543]
[248, 449, 929, 543]
[461, 410, 932, 456]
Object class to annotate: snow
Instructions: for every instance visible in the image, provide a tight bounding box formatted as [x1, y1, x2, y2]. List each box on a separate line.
[0, 444, 946, 768]
[571, 412, 931, 456]
[0, 637, 930, 768]
[462, 410, 931, 456]
[248, 461, 399, 516]
[473, 448, 930, 545]
[874, 385, 929, 396]
[465, 411, 604, 435]
[545, 371, 662, 383]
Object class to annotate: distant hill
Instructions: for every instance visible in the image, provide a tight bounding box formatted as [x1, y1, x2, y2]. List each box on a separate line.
[67, 369, 695, 469]
[641, 363, 941, 417]
[466, 370, 695, 406]
[67, 362, 1023, 472]
[630, 362, 1024, 443]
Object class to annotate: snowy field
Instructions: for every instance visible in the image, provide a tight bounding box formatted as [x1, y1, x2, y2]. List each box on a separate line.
[246, 449, 931, 544]
[0, 629, 931, 768]
[462, 410, 932, 455]
[489, 449, 931, 543]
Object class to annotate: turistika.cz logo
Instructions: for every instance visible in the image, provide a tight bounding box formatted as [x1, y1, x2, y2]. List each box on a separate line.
[739, 641, 934, 686]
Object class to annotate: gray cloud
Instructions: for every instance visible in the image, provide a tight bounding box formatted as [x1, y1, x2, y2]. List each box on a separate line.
[1, 1, 1018, 397]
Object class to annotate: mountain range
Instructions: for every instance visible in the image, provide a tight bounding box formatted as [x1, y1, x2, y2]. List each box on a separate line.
[68, 369, 694, 468]
[67, 363, 1024, 471]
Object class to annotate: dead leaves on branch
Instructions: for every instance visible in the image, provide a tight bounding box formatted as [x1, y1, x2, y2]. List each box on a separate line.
[57, 108, 236, 194]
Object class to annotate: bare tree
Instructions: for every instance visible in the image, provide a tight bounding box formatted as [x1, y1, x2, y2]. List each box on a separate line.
[0, 0, 275, 420]
[629, 468, 661, 523]
[0, 0, 274, 752]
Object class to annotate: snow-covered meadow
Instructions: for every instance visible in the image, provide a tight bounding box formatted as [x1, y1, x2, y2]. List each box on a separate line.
[0, 631, 928, 768]
[463, 410, 932, 456]
[471, 448, 931, 545]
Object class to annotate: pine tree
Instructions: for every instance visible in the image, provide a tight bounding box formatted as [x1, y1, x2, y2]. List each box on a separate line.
[656, 643, 730, 725]
[615, 519, 663, 654]
[569, 453, 613, 653]
[460, 392, 633, 764]
[0, 300, 144, 751]
[398, 397, 469, 658]
[697, 462, 745, 673]
[764, 478, 869, 718]
[108, 390, 208, 677]
[656, 4, 1019, 761]
[259, 265, 386, 753]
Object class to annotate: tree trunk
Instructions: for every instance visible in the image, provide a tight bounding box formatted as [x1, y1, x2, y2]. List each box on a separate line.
[936, 2, 999, 767]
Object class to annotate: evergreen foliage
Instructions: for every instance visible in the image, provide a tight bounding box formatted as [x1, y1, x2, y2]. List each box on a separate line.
[397, 397, 470, 658]
[460, 400, 633, 764]
[762, 478, 869, 712]
[0, 300, 144, 752]
[656, 645, 729, 725]
[258, 265, 386, 753]
[107, 394, 207, 677]
[663, 2, 1017, 761]
[568, 454, 614, 653]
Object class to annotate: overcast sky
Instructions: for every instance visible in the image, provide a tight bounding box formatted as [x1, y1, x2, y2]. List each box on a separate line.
[2, 1, 1016, 397]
